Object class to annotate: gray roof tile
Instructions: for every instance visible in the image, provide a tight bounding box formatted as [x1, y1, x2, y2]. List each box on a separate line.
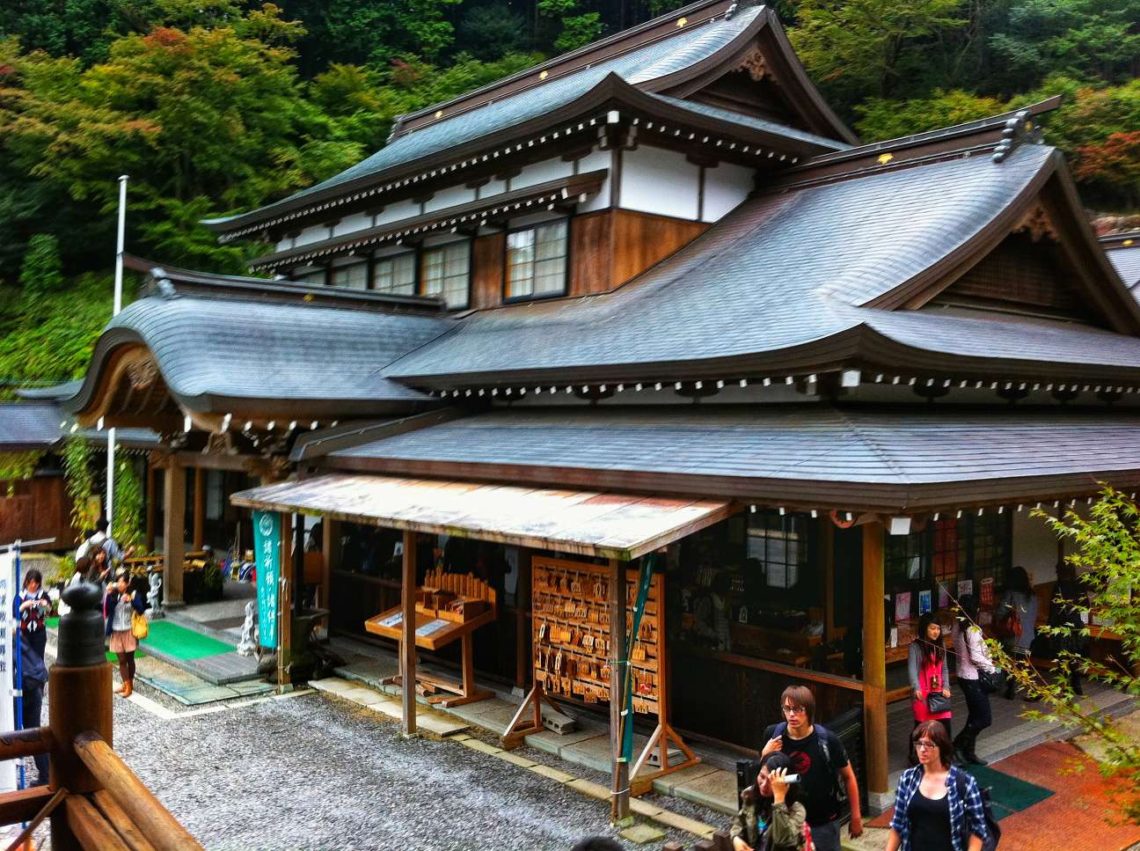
[390, 145, 1117, 382]
[1107, 245, 1140, 290]
[328, 404, 1140, 488]
[222, 8, 819, 224]
[0, 403, 64, 450]
[93, 294, 452, 411]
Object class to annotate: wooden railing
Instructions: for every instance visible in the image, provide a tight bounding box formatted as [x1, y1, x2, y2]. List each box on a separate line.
[0, 583, 203, 851]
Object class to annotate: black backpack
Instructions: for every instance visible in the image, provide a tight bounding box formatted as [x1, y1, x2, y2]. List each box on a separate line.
[739, 723, 841, 799]
[954, 771, 1001, 851]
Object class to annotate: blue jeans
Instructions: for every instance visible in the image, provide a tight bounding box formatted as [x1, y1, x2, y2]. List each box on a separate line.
[809, 818, 841, 851]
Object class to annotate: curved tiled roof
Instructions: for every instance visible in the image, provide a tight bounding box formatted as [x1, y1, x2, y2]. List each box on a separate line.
[388, 143, 1132, 384]
[0, 403, 65, 451]
[323, 405, 1140, 509]
[67, 294, 452, 418]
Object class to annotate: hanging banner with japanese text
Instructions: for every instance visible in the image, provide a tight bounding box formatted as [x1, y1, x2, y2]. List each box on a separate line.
[0, 551, 18, 791]
[253, 512, 280, 649]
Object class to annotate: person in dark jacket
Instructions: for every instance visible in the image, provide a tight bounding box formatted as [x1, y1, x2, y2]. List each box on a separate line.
[1051, 563, 1088, 695]
[731, 752, 808, 851]
[104, 571, 147, 698]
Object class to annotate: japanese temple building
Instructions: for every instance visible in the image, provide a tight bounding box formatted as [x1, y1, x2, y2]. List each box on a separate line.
[60, 0, 1140, 813]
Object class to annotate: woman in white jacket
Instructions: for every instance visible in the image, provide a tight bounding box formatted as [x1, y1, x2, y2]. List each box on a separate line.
[952, 594, 998, 765]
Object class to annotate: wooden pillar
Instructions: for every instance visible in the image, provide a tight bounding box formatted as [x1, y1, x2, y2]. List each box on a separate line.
[162, 463, 185, 606]
[609, 558, 630, 823]
[191, 467, 205, 551]
[516, 550, 532, 689]
[862, 521, 888, 800]
[401, 530, 418, 736]
[144, 464, 156, 553]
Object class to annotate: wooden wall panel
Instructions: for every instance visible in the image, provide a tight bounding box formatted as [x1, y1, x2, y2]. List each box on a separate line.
[569, 210, 614, 297]
[611, 210, 709, 287]
[471, 232, 505, 310]
[0, 476, 74, 548]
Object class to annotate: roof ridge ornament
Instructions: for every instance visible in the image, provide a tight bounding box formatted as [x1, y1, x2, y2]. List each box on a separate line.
[149, 268, 178, 299]
[725, 0, 763, 19]
[992, 109, 1042, 163]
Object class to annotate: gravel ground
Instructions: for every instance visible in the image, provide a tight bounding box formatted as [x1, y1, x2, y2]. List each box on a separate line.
[15, 660, 728, 851]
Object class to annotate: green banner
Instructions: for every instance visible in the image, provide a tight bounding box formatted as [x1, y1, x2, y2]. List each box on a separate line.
[620, 556, 656, 764]
[253, 511, 280, 649]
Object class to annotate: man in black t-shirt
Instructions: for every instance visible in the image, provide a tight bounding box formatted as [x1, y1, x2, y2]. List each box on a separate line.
[761, 685, 863, 851]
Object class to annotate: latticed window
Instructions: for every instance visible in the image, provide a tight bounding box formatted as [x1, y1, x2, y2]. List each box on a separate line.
[372, 252, 417, 296]
[422, 242, 470, 308]
[746, 512, 808, 589]
[330, 262, 368, 290]
[506, 220, 568, 299]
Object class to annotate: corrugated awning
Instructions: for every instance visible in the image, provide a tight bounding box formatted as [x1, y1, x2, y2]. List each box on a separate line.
[230, 474, 734, 561]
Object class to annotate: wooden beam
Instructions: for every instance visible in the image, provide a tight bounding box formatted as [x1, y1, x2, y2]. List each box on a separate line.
[401, 530, 418, 736]
[65, 795, 131, 851]
[0, 727, 53, 761]
[4, 786, 67, 849]
[191, 467, 205, 551]
[91, 790, 158, 851]
[73, 733, 204, 851]
[609, 558, 630, 823]
[162, 463, 185, 606]
[862, 522, 888, 797]
[0, 786, 54, 827]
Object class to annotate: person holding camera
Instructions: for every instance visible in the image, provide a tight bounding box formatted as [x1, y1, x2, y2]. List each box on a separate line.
[760, 685, 863, 851]
[731, 752, 808, 851]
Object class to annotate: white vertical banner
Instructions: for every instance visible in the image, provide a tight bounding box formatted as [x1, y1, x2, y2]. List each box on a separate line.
[0, 552, 17, 792]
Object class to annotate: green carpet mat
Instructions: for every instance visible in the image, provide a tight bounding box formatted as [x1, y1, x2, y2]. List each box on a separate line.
[963, 764, 1054, 819]
[139, 621, 235, 660]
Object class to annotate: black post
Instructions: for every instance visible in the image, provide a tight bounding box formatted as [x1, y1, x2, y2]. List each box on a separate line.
[293, 512, 305, 616]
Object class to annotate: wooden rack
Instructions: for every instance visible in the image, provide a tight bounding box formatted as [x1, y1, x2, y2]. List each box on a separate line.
[365, 569, 497, 707]
[503, 557, 697, 791]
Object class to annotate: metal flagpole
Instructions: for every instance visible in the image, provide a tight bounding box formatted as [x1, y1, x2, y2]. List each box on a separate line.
[12, 540, 25, 791]
[107, 175, 128, 534]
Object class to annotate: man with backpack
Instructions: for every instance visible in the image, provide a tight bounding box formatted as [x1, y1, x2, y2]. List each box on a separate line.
[761, 685, 864, 851]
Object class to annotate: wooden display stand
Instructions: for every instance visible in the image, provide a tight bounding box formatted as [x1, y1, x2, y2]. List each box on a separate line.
[502, 557, 698, 791]
[365, 569, 496, 707]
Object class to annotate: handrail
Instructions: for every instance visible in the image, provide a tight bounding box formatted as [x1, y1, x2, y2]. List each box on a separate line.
[66, 794, 131, 851]
[73, 732, 204, 851]
[0, 728, 54, 760]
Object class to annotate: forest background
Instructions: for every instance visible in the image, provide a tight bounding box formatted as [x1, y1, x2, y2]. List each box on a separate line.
[0, 0, 1138, 394]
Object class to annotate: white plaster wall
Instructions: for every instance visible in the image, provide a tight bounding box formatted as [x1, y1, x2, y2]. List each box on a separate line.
[334, 211, 372, 236]
[376, 198, 421, 225]
[577, 148, 612, 213]
[702, 162, 755, 222]
[293, 225, 330, 247]
[621, 146, 699, 220]
[513, 158, 573, 190]
[424, 184, 476, 213]
[1012, 510, 1061, 585]
[276, 237, 293, 252]
[480, 177, 508, 198]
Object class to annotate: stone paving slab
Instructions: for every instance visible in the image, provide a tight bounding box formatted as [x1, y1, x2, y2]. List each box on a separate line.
[672, 767, 738, 815]
[416, 712, 470, 737]
[650, 808, 717, 839]
[650, 762, 722, 797]
[309, 678, 355, 694]
[566, 778, 610, 801]
[459, 737, 503, 756]
[368, 701, 404, 721]
[493, 750, 537, 769]
[621, 822, 666, 844]
[529, 763, 576, 784]
[629, 799, 667, 819]
[524, 726, 604, 757]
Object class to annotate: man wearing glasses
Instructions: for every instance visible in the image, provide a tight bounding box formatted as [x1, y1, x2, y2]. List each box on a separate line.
[761, 685, 864, 851]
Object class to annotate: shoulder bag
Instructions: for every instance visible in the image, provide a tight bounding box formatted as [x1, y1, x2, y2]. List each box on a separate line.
[131, 609, 149, 640]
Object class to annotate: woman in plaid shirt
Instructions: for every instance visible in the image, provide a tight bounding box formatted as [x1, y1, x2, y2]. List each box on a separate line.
[886, 721, 988, 851]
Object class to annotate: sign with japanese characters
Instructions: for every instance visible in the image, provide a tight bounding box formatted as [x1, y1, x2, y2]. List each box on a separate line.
[0, 552, 17, 791]
[253, 512, 280, 649]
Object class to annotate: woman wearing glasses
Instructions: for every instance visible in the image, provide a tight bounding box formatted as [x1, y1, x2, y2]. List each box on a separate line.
[886, 721, 988, 851]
